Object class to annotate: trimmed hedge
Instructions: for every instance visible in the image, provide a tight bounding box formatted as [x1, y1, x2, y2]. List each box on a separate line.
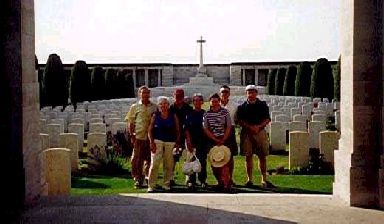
[266, 68, 277, 95]
[91, 66, 106, 101]
[310, 58, 334, 101]
[105, 68, 118, 100]
[70, 60, 91, 108]
[43, 53, 68, 109]
[334, 56, 340, 101]
[275, 67, 286, 96]
[295, 62, 312, 97]
[283, 65, 297, 96]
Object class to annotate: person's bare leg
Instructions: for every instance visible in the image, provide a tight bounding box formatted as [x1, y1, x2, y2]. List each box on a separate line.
[246, 155, 253, 182]
[258, 155, 267, 183]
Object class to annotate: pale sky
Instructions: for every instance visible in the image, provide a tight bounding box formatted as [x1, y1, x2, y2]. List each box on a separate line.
[35, 0, 341, 64]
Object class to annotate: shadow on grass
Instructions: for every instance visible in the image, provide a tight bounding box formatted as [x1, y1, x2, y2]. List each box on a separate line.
[71, 178, 110, 189]
[73, 171, 132, 179]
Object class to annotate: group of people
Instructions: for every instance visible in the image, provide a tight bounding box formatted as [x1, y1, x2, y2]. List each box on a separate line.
[125, 84, 275, 193]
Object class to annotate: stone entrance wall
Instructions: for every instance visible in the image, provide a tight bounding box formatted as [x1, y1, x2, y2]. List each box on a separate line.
[333, 0, 384, 208]
[1, 0, 41, 218]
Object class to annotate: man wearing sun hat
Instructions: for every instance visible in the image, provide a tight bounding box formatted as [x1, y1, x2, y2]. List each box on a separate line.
[235, 85, 275, 188]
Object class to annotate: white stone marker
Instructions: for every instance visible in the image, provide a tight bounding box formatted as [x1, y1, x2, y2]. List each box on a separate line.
[106, 117, 122, 132]
[112, 122, 127, 135]
[70, 118, 84, 125]
[87, 133, 107, 171]
[270, 122, 286, 152]
[302, 104, 312, 119]
[293, 114, 307, 123]
[47, 124, 62, 147]
[89, 118, 103, 124]
[308, 121, 326, 148]
[271, 111, 283, 121]
[289, 131, 309, 169]
[59, 133, 79, 172]
[49, 118, 65, 133]
[290, 108, 301, 119]
[68, 123, 84, 153]
[311, 114, 327, 123]
[89, 122, 106, 133]
[289, 121, 307, 132]
[43, 148, 71, 196]
[319, 131, 339, 166]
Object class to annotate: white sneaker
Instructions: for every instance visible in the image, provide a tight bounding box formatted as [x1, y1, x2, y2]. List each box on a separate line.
[147, 187, 154, 193]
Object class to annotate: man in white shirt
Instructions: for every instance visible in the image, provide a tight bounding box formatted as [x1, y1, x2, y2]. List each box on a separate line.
[219, 85, 238, 185]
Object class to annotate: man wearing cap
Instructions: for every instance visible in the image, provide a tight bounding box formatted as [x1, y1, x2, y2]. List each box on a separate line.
[125, 86, 157, 189]
[170, 88, 193, 185]
[219, 85, 238, 185]
[235, 85, 275, 188]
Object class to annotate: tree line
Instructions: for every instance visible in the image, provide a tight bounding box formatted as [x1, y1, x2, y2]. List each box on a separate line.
[37, 54, 341, 110]
[266, 57, 341, 101]
[37, 54, 135, 110]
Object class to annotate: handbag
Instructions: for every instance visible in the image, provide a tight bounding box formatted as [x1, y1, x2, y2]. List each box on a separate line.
[182, 154, 201, 175]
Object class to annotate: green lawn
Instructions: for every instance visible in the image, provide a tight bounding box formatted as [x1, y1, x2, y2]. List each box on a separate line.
[71, 154, 333, 195]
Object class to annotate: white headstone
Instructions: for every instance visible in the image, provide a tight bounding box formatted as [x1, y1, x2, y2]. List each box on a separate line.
[289, 131, 309, 169]
[49, 118, 65, 133]
[302, 104, 312, 119]
[308, 121, 326, 148]
[89, 118, 103, 124]
[89, 122, 106, 133]
[293, 114, 307, 123]
[270, 122, 286, 152]
[319, 131, 339, 166]
[47, 124, 62, 147]
[59, 133, 79, 172]
[68, 123, 85, 153]
[290, 108, 301, 119]
[87, 133, 107, 171]
[289, 121, 307, 132]
[107, 118, 122, 132]
[112, 122, 127, 135]
[271, 111, 284, 121]
[43, 148, 71, 196]
[311, 114, 327, 123]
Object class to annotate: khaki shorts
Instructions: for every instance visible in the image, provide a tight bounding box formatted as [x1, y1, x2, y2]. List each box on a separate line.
[240, 129, 269, 157]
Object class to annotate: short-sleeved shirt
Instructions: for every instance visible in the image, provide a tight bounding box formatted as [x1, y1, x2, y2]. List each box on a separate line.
[203, 107, 232, 138]
[170, 102, 193, 145]
[221, 100, 238, 126]
[125, 100, 157, 140]
[185, 109, 206, 146]
[235, 99, 271, 125]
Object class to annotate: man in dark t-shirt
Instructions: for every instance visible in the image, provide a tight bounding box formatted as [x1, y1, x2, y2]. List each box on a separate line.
[235, 85, 275, 189]
[169, 88, 193, 184]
